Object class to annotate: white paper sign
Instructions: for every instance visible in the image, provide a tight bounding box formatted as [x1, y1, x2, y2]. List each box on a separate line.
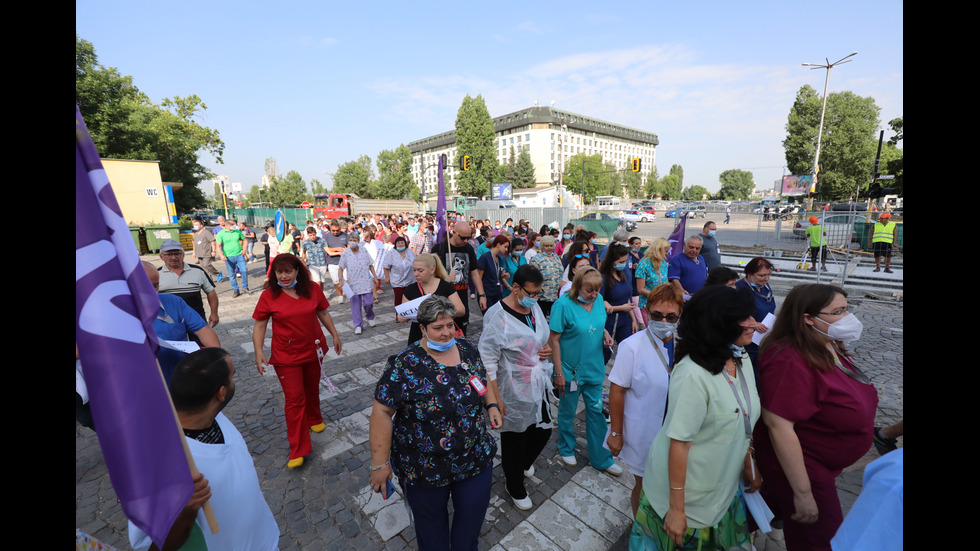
[342, 282, 356, 299]
[752, 313, 777, 346]
[395, 293, 432, 321]
[161, 339, 201, 354]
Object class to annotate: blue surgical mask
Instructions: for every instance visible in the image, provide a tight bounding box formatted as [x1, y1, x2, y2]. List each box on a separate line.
[615, 263, 627, 271]
[577, 294, 595, 304]
[512, 251, 522, 257]
[519, 295, 537, 309]
[396, 245, 407, 252]
[278, 279, 298, 289]
[426, 336, 456, 352]
[563, 234, 572, 240]
[708, 230, 717, 237]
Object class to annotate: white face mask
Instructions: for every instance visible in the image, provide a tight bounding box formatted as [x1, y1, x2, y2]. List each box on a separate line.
[810, 313, 863, 341]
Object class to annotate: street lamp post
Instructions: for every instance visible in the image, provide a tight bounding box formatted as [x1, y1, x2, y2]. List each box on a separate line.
[802, 51, 857, 204]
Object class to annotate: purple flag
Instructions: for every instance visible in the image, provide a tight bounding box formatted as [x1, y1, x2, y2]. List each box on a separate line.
[667, 212, 688, 260]
[435, 155, 447, 243]
[75, 105, 193, 548]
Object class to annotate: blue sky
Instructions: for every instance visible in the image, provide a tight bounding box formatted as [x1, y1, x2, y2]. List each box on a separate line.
[76, 0, 903, 196]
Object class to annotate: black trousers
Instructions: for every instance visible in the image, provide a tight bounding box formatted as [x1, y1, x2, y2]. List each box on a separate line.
[500, 424, 552, 499]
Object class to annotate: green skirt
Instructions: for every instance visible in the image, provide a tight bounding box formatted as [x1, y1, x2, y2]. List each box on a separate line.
[629, 487, 751, 551]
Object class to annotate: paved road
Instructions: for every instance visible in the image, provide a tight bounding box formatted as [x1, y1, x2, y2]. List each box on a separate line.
[76, 251, 903, 550]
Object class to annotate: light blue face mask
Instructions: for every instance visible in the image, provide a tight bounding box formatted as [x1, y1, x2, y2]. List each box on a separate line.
[708, 230, 717, 237]
[518, 295, 538, 309]
[426, 336, 456, 352]
[615, 263, 627, 271]
[278, 279, 298, 289]
[577, 294, 594, 304]
[396, 245, 407, 252]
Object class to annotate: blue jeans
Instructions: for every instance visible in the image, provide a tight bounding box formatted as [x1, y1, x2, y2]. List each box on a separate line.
[557, 381, 614, 470]
[224, 254, 249, 291]
[403, 467, 492, 551]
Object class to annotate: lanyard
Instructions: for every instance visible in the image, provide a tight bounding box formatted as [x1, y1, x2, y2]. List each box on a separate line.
[722, 364, 753, 439]
[833, 354, 872, 385]
[643, 328, 672, 374]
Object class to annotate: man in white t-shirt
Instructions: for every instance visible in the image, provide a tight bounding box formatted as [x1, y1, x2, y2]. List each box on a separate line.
[128, 348, 279, 551]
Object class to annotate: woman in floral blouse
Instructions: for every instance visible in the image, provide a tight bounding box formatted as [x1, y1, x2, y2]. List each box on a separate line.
[369, 295, 502, 551]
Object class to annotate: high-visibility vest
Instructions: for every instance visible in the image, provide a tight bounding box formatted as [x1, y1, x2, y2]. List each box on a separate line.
[872, 222, 896, 244]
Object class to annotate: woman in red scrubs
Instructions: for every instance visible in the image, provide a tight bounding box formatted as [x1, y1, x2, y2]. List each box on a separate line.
[252, 254, 343, 469]
[753, 284, 877, 551]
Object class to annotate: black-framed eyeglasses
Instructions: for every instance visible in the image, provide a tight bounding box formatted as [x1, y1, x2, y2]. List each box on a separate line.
[520, 285, 544, 298]
[648, 311, 679, 323]
[161, 251, 184, 257]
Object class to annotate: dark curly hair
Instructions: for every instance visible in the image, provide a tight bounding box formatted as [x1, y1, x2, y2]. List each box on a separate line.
[674, 285, 756, 375]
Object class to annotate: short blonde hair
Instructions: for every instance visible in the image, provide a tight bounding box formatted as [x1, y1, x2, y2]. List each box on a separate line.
[569, 267, 602, 301]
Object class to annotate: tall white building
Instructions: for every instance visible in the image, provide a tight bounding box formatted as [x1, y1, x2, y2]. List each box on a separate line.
[409, 106, 659, 199]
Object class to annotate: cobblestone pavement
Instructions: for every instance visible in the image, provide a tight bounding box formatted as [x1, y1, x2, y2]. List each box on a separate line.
[76, 253, 902, 550]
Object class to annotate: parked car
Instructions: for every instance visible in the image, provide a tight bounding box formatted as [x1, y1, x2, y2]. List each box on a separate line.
[793, 213, 860, 246]
[666, 205, 706, 219]
[620, 210, 655, 223]
[579, 212, 637, 232]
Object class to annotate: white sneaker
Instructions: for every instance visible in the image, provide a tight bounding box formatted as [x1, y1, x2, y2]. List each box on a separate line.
[560, 455, 577, 466]
[523, 465, 535, 477]
[604, 462, 624, 476]
[354, 326, 362, 335]
[507, 490, 532, 511]
[335, 295, 344, 304]
[368, 318, 377, 327]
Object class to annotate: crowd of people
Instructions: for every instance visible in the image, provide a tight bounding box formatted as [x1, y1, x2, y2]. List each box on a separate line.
[86, 211, 898, 551]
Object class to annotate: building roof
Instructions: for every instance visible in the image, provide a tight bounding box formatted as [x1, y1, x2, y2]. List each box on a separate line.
[409, 106, 659, 153]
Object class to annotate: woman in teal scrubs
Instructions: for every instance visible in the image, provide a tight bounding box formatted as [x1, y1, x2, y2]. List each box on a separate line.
[548, 267, 622, 475]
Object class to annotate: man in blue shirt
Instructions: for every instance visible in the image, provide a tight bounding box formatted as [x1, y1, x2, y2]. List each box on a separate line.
[143, 262, 220, 383]
[667, 236, 709, 298]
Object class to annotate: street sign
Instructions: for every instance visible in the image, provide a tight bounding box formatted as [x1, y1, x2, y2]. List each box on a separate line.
[301, 201, 312, 208]
[491, 182, 513, 200]
[877, 175, 895, 180]
[274, 210, 286, 241]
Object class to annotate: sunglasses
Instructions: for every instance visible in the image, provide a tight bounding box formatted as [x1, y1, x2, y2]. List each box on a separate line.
[648, 311, 679, 323]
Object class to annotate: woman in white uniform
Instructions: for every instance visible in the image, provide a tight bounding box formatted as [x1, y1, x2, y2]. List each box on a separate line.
[478, 264, 553, 511]
[606, 283, 684, 517]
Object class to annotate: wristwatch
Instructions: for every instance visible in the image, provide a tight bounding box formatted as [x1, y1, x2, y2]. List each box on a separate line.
[484, 403, 500, 411]
[477, 293, 486, 297]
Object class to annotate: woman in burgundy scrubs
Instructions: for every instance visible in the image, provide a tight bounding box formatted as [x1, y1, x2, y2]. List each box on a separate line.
[753, 284, 877, 551]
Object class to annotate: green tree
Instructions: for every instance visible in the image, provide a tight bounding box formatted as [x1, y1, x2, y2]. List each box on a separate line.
[514, 149, 537, 189]
[246, 184, 264, 205]
[503, 146, 517, 182]
[681, 185, 710, 201]
[76, 35, 224, 213]
[644, 168, 663, 199]
[717, 169, 755, 200]
[660, 173, 682, 200]
[266, 170, 308, 206]
[333, 155, 375, 197]
[454, 95, 498, 197]
[601, 161, 621, 197]
[783, 85, 881, 200]
[623, 169, 644, 200]
[669, 164, 684, 189]
[562, 153, 605, 204]
[376, 144, 420, 201]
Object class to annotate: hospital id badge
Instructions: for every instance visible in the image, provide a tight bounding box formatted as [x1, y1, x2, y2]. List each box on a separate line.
[569, 380, 577, 392]
[469, 375, 488, 396]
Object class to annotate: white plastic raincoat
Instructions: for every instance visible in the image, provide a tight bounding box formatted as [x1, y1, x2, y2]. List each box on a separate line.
[478, 300, 553, 433]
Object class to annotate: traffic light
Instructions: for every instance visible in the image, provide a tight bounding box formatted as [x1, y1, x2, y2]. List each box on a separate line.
[459, 155, 472, 171]
[631, 158, 641, 172]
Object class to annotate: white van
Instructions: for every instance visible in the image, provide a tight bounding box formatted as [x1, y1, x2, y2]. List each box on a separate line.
[475, 200, 517, 209]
